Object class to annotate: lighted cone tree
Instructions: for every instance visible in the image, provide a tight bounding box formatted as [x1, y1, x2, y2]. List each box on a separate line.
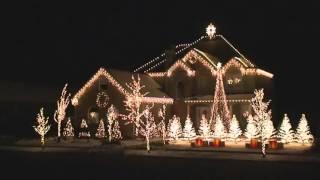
[107, 105, 119, 142]
[244, 114, 258, 140]
[199, 114, 211, 140]
[251, 89, 272, 158]
[78, 119, 90, 138]
[183, 115, 196, 140]
[54, 84, 71, 142]
[95, 119, 106, 138]
[212, 115, 226, 139]
[295, 114, 314, 144]
[157, 105, 167, 144]
[277, 114, 294, 143]
[63, 118, 74, 137]
[210, 63, 231, 131]
[228, 114, 242, 142]
[123, 75, 150, 137]
[167, 115, 182, 140]
[33, 108, 51, 146]
[138, 105, 158, 152]
[112, 120, 122, 141]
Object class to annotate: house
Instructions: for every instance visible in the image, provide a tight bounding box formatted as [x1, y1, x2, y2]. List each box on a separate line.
[71, 24, 273, 137]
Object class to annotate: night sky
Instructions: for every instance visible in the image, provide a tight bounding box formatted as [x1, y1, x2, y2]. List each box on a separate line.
[2, 1, 320, 130]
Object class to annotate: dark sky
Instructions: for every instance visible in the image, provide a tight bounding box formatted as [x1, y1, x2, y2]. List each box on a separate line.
[2, 1, 320, 129]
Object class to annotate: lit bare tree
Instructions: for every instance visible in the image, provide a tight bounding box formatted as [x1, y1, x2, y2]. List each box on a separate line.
[54, 83, 71, 142]
[123, 75, 150, 137]
[138, 105, 158, 152]
[251, 89, 272, 158]
[157, 105, 167, 144]
[33, 108, 51, 146]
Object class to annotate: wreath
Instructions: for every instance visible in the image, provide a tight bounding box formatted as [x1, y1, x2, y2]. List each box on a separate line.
[96, 91, 109, 108]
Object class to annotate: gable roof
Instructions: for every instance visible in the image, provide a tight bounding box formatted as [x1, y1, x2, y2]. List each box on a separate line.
[71, 68, 173, 106]
[134, 34, 256, 73]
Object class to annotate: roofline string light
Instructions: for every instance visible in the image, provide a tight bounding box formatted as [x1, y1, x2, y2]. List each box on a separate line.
[72, 68, 173, 106]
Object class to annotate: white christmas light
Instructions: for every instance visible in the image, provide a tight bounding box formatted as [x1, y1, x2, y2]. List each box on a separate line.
[277, 114, 294, 143]
[33, 108, 51, 146]
[295, 114, 314, 144]
[198, 114, 211, 140]
[63, 118, 74, 137]
[96, 91, 109, 108]
[54, 83, 71, 140]
[107, 104, 119, 142]
[212, 115, 226, 139]
[167, 60, 195, 77]
[157, 105, 167, 144]
[112, 120, 122, 141]
[78, 119, 91, 138]
[244, 114, 258, 140]
[210, 62, 231, 130]
[183, 115, 196, 140]
[95, 119, 106, 138]
[167, 115, 183, 140]
[206, 23, 216, 39]
[228, 114, 242, 141]
[251, 89, 272, 157]
[138, 105, 158, 152]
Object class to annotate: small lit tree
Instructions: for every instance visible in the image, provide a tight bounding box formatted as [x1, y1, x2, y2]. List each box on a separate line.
[228, 114, 242, 142]
[212, 115, 226, 139]
[107, 105, 118, 142]
[112, 120, 122, 141]
[251, 89, 272, 158]
[244, 114, 258, 140]
[123, 75, 149, 137]
[63, 117, 74, 137]
[295, 114, 314, 144]
[54, 84, 71, 142]
[95, 119, 106, 138]
[183, 115, 196, 140]
[157, 105, 167, 144]
[167, 115, 182, 140]
[78, 119, 91, 138]
[277, 114, 294, 143]
[33, 108, 51, 146]
[199, 114, 211, 140]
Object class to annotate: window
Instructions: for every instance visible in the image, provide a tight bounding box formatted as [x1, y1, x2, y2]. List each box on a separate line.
[176, 81, 184, 98]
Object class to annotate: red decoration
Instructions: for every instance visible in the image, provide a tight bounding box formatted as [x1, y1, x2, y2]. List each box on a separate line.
[250, 138, 258, 148]
[269, 139, 278, 149]
[195, 138, 203, 147]
[212, 138, 222, 147]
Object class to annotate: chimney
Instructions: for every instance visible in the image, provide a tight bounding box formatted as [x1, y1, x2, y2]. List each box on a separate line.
[164, 45, 176, 69]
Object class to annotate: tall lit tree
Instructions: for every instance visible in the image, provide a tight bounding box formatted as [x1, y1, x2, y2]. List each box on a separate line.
[228, 114, 242, 142]
[54, 83, 71, 142]
[199, 114, 211, 140]
[167, 115, 182, 140]
[277, 114, 294, 143]
[212, 115, 226, 139]
[107, 105, 118, 142]
[210, 63, 231, 131]
[63, 117, 74, 137]
[123, 75, 150, 137]
[137, 105, 158, 152]
[112, 120, 122, 141]
[33, 108, 51, 146]
[251, 89, 272, 158]
[183, 115, 196, 140]
[95, 119, 106, 138]
[295, 114, 314, 144]
[157, 105, 167, 144]
[244, 114, 258, 140]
